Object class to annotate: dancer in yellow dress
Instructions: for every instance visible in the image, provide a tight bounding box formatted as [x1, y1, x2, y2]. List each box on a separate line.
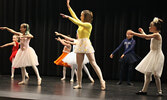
[60, 0, 105, 90]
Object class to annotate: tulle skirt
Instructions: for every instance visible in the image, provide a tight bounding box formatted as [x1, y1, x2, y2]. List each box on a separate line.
[62, 52, 89, 65]
[135, 50, 164, 77]
[12, 47, 39, 68]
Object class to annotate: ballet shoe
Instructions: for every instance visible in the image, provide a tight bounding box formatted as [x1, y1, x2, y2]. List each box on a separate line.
[37, 78, 42, 86]
[157, 91, 163, 96]
[61, 77, 65, 81]
[73, 85, 82, 89]
[70, 79, 74, 82]
[18, 81, 26, 85]
[11, 75, 14, 79]
[136, 91, 147, 95]
[100, 81, 106, 90]
[26, 73, 29, 79]
[89, 77, 95, 83]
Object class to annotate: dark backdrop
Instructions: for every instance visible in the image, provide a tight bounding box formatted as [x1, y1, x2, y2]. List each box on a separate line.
[0, 0, 167, 82]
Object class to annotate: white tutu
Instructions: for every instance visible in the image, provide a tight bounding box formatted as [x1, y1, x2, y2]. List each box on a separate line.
[12, 47, 39, 68]
[62, 52, 89, 65]
[135, 35, 164, 77]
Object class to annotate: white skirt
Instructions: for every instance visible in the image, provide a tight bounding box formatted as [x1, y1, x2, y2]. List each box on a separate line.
[74, 38, 95, 53]
[12, 47, 39, 68]
[135, 50, 164, 77]
[62, 52, 89, 65]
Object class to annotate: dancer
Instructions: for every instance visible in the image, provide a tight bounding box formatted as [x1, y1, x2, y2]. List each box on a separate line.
[0, 23, 42, 85]
[110, 30, 140, 85]
[54, 36, 76, 81]
[55, 32, 94, 83]
[0, 35, 29, 79]
[60, 0, 105, 90]
[129, 17, 164, 96]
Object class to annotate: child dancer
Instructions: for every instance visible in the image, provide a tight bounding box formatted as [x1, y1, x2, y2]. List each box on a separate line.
[54, 37, 76, 81]
[129, 17, 164, 96]
[55, 32, 94, 83]
[60, 0, 105, 90]
[110, 30, 140, 85]
[0, 35, 29, 79]
[0, 23, 42, 85]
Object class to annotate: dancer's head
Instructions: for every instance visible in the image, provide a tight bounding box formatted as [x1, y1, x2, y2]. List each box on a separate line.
[149, 17, 163, 33]
[12, 35, 19, 42]
[80, 10, 93, 23]
[126, 30, 134, 39]
[20, 23, 30, 35]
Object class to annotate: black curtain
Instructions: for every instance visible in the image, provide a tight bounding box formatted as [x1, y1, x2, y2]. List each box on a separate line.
[0, 0, 167, 82]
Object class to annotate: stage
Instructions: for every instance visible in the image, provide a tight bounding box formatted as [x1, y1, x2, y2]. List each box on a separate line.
[0, 75, 166, 100]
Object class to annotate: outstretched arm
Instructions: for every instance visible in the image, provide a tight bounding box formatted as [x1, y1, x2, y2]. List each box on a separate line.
[0, 42, 15, 48]
[64, 40, 76, 45]
[55, 32, 75, 42]
[0, 27, 22, 36]
[130, 30, 160, 40]
[55, 37, 71, 47]
[138, 28, 151, 40]
[110, 40, 124, 58]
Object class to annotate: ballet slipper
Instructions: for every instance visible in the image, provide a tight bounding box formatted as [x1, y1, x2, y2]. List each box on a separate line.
[25, 73, 29, 79]
[18, 81, 26, 85]
[61, 77, 65, 80]
[100, 81, 106, 90]
[11, 75, 14, 79]
[89, 77, 94, 83]
[37, 78, 42, 86]
[70, 79, 74, 82]
[73, 85, 82, 89]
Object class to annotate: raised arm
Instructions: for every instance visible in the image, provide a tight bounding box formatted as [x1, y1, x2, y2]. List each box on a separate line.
[138, 28, 151, 40]
[0, 27, 22, 36]
[55, 32, 75, 42]
[0, 42, 15, 48]
[67, 0, 80, 21]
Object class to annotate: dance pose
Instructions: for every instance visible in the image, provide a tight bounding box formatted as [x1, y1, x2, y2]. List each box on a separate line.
[0, 35, 29, 79]
[0, 23, 42, 85]
[54, 36, 75, 81]
[129, 17, 164, 96]
[110, 30, 140, 85]
[60, 0, 105, 90]
[55, 32, 94, 83]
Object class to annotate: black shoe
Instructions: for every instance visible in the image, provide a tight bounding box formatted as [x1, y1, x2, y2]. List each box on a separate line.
[116, 81, 122, 85]
[136, 91, 147, 95]
[127, 82, 133, 86]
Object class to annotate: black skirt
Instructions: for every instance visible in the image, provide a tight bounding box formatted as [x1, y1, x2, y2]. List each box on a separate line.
[119, 52, 141, 64]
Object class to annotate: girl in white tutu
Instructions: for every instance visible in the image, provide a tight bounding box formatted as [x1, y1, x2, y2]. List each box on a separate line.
[129, 17, 164, 96]
[0, 23, 42, 85]
[55, 32, 94, 83]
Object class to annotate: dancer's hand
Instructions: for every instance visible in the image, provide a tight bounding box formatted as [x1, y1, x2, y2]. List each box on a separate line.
[110, 54, 114, 58]
[60, 13, 69, 19]
[55, 37, 61, 41]
[67, 0, 70, 8]
[138, 28, 144, 34]
[120, 54, 125, 58]
[0, 27, 7, 30]
[55, 32, 60, 36]
[127, 30, 134, 35]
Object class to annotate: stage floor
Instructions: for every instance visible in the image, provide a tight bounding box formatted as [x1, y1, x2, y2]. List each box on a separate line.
[0, 75, 167, 100]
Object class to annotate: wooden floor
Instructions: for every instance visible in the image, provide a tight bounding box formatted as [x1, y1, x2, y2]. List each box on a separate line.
[0, 75, 167, 100]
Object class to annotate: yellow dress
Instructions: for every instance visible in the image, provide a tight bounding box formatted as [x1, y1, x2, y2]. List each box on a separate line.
[68, 7, 95, 53]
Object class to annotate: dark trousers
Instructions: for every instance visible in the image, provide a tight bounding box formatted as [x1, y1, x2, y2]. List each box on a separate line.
[119, 62, 133, 83]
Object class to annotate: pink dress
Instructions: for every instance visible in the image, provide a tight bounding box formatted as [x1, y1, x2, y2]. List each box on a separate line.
[12, 37, 39, 68]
